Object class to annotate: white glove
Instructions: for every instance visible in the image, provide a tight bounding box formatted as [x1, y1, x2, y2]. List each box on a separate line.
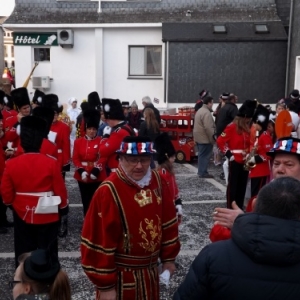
[81, 171, 88, 181]
[176, 204, 183, 217]
[248, 155, 256, 164]
[159, 270, 170, 287]
[90, 173, 97, 180]
[229, 155, 235, 162]
[103, 126, 112, 136]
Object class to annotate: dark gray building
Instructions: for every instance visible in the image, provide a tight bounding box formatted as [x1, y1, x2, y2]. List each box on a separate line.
[4, 0, 298, 105]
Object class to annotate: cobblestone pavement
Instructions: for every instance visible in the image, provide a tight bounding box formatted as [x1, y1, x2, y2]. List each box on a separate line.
[0, 161, 227, 300]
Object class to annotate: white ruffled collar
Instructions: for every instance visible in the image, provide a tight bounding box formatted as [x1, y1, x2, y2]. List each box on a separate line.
[120, 164, 152, 188]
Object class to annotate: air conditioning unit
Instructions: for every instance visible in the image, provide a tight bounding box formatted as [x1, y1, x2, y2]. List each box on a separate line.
[57, 29, 74, 48]
[32, 76, 51, 89]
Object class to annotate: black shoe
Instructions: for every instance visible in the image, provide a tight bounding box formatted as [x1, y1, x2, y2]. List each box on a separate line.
[219, 172, 225, 180]
[199, 174, 214, 178]
[58, 216, 68, 238]
[0, 227, 8, 234]
[4, 220, 14, 228]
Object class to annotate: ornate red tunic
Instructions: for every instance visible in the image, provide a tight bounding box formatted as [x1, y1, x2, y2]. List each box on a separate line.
[73, 136, 106, 182]
[81, 167, 180, 300]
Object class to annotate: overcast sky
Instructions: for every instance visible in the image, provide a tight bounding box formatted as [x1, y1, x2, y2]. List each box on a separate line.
[0, 0, 15, 16]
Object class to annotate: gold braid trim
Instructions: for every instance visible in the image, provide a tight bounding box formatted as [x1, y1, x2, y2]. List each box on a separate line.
[81, 236, 116, 255]
[82, 264, 116, 275]
[161, 236, 179, 247]
[162, 217, 178, 229]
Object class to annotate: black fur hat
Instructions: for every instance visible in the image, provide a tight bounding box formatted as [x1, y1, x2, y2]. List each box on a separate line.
[252, 104, 270, 131]
[80, 101, 89, 112]
[237, 100, 257, 118]
[0, 90, 4, 105]
[84, 109, 100, 130]
[41, 94, 59, 113]
[32, 89, 45, 105]
[199, 89, 210, 99]
[290, 89, 300, 99]
[102, 98, 124, 121]
[32, 106, 55, 137]
[155, 133, 176, 164]
[3, 94, 14, 109]
[20, 116, 47, 151]
[88, 91, 101, 110]
[11, 87, 30, 109]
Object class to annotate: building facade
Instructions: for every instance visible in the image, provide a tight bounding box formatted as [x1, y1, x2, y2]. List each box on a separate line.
[3, 0, 298, 108]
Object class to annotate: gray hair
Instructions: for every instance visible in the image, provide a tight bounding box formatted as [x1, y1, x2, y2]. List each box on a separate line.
[142, 96, 152, 104]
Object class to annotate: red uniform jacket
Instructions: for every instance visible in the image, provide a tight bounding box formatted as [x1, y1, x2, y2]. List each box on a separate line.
[98, 123, 133, 170]
[1, 153, 68, 224]
[2, 109, 17, 133]
[4, 115, 19, 149]
[73, 136, 106, 182]
[158, 168, 179, 203]
[50, 121, 71, 169]
[249, 131, 272, 178]
[15, 138, 58, 159]
[217, 123, 250, 163]
[81, 167, 180, 298]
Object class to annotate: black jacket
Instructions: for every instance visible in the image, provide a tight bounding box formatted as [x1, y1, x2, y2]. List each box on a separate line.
[173, 213, 300, 300]
[216, 102, 238, 136]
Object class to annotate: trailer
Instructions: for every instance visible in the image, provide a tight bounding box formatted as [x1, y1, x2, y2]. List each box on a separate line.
[160, 111, 197, 163]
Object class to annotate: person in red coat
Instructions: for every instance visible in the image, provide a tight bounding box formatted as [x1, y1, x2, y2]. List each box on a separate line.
[15, 106, 58, 158]
[1, 92, 18, 134]
[0, 111, 13, 234]
[247, 105, 273, 197]
[217, 100, 257, 209]
[81, 136, 180, 300]
[155, 132, 183, 224]
[4, 88, 31, 156]
[1, 116, 68, 267]
[73, 109, 105, 216]
[98, 98, 135, 176]
[41, 94, 71, 178]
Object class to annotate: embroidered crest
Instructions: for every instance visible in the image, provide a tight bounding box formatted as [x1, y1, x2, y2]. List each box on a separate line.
[134, 189, 152, 207]
[138, 216, 162, 253]
[221, 132, 226, 137]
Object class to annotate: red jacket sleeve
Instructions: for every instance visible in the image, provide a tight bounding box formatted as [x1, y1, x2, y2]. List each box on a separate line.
[209, 224, 231, 242]
[81, 184, 122, 291]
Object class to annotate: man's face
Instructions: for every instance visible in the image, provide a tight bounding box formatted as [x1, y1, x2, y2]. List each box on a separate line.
[272, 153, 300, 180]
[131, 107, 138, 115]
[208, 100, 213, 109]
[71, 101, 77, 108]
[119, 155, 151, 181]
[19, 105, 31, 117]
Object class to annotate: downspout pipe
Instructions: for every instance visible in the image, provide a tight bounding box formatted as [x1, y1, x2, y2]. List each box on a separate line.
[285, 0, 294, 96]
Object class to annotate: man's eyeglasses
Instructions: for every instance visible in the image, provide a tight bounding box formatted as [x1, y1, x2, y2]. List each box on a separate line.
[123, 156, 151, 166]
[8, 280, 22, 289]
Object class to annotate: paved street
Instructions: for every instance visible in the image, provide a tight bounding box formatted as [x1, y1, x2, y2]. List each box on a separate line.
[0, 162, 227, 300]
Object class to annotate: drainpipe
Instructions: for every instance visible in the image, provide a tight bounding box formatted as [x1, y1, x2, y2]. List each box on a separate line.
[285, 0, 294, 95]
[98, 0, 101, 13]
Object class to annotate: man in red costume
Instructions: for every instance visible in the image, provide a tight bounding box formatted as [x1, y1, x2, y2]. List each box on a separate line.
[1, 116, 68, 267]
[98, 98, 135, 175]
[81, 136, 180, 300]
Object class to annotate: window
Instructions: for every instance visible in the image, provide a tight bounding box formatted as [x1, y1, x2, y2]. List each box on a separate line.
[213, 25, 227, 33]
[129, 46, 162, 76]
[34, 48, 50, 62]
[11, 46, 14, 58]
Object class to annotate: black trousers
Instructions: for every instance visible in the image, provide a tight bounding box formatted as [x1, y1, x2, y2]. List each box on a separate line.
[227, 160, 249, 209]
[78, 181, 101, 216]
[13, 211, 59, 268]
[0, 196, 8, 227]
[251, 176, 268, 198]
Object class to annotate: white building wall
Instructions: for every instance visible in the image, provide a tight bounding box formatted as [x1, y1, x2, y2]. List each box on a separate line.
[13, 27, 165, 108]
[103, 27, 165, 109]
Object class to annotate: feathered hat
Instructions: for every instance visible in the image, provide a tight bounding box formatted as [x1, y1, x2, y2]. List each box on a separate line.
[199, 89, 210, 99]
[41, 94, 59, 113]
[102, 98, 124, 121]
[252, 104, 270, 131]
[155, 133, 176, 164]
[20, 116, 47, 151]
[237, 99, 257, 118]
[32, 106, 55, 137]
[88, 91, 101, 110]
[32, 89, 45, 105]
[11, 87, 30, 109]
[116, 136, 156, 156]
[83, 109, 100, 130]
[2, 94, 14, 109]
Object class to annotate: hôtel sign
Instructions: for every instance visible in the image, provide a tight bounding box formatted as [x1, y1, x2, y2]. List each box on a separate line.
[13, 33, 58, 46]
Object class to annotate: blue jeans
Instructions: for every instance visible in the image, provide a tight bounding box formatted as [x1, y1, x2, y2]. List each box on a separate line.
[197, 143, 213, 176]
